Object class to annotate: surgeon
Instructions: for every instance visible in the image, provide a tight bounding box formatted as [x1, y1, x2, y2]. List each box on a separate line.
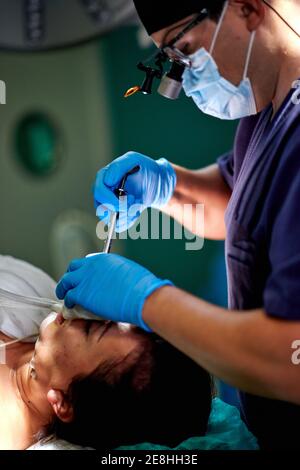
[57, 0, 300, 450]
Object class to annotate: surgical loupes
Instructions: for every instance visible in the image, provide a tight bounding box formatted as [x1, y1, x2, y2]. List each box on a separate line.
[102, 165, 140, 254]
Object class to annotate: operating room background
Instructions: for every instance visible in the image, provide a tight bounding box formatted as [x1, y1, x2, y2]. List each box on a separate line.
[0, 25, 237, 403]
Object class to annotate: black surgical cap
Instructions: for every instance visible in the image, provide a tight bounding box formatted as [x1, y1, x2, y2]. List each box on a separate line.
[133, 1, 225, 35]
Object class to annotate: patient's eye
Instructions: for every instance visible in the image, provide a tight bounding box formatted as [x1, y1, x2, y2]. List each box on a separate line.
[85, 321, 92, 336]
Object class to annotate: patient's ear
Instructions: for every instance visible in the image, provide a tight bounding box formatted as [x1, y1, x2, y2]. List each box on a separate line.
[47, 389, 74, 423]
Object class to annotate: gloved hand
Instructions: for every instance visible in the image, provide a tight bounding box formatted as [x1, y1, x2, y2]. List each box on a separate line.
[56, 254, 173, 332]
[94, 152, 177, 232]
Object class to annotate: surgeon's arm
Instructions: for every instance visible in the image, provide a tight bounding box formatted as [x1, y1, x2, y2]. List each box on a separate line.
[143, 286, 300, 405]
[162, 163, 231, 240]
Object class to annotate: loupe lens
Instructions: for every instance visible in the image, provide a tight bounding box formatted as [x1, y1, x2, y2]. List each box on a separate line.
[158, 61, 186, 100]
[163, 47, 191, 67]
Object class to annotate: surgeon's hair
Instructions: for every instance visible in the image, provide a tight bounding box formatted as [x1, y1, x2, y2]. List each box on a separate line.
[207, 0, 226, 21]
[43, 331, 213, 449]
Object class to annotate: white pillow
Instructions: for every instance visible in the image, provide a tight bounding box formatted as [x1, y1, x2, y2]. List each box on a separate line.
[28, 438, 93, 450]
[0, 255, 57, 340]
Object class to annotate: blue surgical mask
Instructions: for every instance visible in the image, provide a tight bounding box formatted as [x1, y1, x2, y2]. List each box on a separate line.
[183, 1, 257, 120]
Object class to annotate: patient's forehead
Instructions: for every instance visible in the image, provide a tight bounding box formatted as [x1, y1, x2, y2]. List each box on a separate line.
[99, 326, 154, 385]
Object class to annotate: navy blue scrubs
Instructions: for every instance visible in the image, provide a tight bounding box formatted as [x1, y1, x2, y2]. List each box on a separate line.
[218, 84, 300, 450]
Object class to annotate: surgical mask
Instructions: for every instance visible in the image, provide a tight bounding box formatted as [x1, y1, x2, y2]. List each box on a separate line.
[183, 1, 257, 120]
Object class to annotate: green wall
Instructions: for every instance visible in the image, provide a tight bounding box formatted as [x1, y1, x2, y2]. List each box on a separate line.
[100, 27, 237, 296]
[0, 26, 237, 298]
[0, 42, 113, 278]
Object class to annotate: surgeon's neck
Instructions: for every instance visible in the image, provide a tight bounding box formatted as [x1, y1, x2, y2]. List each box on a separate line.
[271, 6, 300, 115]
[272, 54, 300, 115]
[0, 351, 52, 449]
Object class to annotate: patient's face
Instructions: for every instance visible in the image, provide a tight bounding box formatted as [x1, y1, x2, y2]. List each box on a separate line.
[34, 313, 143, 388]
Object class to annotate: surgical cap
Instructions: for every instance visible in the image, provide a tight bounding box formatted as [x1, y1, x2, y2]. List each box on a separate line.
[133, 0, 225, 35]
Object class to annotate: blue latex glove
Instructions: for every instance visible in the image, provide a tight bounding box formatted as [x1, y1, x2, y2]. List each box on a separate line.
[56, 254, 173, 332]
[94, 152, 177, 233]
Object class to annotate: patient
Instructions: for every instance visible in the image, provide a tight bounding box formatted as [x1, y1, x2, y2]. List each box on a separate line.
[0, 256, 212, 450]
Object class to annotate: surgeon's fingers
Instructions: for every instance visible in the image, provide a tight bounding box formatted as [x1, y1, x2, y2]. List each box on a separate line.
[115, 214, 139, 233]
[67, 258, 86, 272]
[64, 288, 78, 309]
[104, 153, 141, 187]
[56, 271, 81, 300]
[96, 204, 112, 225]
[97, 198, 137, 230]
[94, 169, 120, 210]
[115, 203, 143, 233]
[125, 194, 135, 207]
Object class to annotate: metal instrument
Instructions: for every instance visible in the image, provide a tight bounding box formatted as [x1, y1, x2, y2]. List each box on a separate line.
[102, 165, 140, 253]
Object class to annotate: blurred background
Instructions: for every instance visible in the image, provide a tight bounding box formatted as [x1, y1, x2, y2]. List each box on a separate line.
[0, 0, 238, 404]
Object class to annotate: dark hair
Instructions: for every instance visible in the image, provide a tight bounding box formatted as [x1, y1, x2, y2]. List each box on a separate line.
[133, 1, 226, 35]
[208, 0, 226, 21]
[46, 332, 213, 449]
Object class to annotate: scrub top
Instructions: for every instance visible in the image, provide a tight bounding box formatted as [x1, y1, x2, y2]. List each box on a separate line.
[218, 83, 300, 450]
